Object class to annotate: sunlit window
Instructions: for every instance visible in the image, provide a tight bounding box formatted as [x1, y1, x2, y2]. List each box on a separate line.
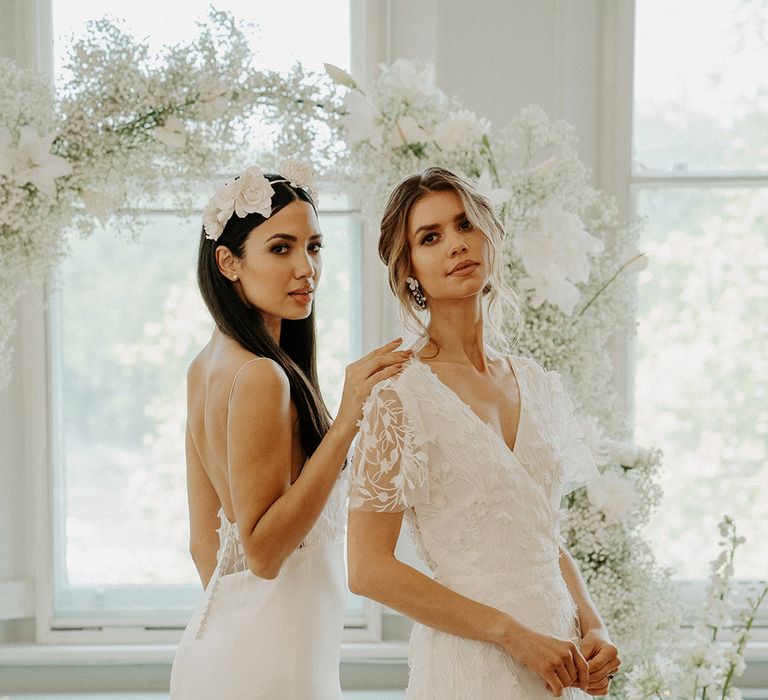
[633, 0, 768, 580]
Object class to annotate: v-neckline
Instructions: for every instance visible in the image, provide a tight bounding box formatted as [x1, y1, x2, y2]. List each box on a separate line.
[413, 354, 524, 458]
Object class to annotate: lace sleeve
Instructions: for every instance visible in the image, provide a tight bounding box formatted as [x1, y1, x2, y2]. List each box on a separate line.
[547, 370, 598, 496]
[348, 382, 430, 512]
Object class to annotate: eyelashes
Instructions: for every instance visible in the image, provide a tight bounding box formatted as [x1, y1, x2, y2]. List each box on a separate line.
[419, 220, 473, 245]
[270, 243, 324, 254]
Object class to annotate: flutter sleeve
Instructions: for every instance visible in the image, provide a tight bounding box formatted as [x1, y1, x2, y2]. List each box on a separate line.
[348, 381, 431, 512]
[546, 370, 599, 497]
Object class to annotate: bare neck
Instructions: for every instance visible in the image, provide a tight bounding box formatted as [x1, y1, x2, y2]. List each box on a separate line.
[423, 296, 488, 372]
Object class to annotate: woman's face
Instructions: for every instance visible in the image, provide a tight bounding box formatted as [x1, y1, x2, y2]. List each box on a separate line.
[407, 189, 490, 303]
[225, 199, 323, 322]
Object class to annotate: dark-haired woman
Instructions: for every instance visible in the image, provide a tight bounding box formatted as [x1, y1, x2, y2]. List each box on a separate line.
[170, 163, 409, 699]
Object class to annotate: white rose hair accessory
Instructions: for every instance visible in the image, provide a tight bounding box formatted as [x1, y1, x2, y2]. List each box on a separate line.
[202, 159, 318, 241]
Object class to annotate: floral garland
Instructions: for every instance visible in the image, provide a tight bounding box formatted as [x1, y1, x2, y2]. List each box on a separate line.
[326, 58, 765, 698]
[0, 10, 342, 386]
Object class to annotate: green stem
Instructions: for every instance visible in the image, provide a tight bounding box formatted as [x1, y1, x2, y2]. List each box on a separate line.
[572, 253, 645, 321]
[721, 583, 768, 698]
[481, 134, 501, 185]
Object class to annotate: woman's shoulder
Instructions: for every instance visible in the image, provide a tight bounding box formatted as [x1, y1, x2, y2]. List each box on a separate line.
[227, 356, 289, 401]
[190, 338, 288, 405]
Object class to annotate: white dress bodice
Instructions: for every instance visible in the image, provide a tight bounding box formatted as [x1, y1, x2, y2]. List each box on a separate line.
[350, 355, 597, 699]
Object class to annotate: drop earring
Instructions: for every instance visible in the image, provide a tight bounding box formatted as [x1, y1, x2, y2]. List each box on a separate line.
[406, 277, 427, 310]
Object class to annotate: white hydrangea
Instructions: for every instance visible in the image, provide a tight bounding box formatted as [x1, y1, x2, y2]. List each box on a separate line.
[433, 109, 490, 152]
[586, 470, 637, 525]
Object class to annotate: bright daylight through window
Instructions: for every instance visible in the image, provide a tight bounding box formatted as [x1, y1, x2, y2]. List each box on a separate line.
[633, 0, 768, 581]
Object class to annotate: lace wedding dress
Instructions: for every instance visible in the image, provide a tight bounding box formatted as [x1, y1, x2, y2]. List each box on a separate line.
[170, 470, 348, 699]
[350, 355, 597, 699]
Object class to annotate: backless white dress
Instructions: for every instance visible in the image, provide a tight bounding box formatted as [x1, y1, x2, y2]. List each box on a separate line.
[349, 354, 598, 699]
[170, 469, 348, 699]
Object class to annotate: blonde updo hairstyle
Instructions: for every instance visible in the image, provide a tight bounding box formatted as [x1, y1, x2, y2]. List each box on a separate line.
[378, 166, 521, 352]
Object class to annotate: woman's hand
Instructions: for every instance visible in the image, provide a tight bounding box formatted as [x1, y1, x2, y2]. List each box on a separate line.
[333, 338, 411, 434]
[500, 628, 589, 697]
[580, 627, 620, 696]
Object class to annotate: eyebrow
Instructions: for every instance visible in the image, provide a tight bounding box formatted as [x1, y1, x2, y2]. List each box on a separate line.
[412, 211, 467, 237]
[265, 233, 323, 242]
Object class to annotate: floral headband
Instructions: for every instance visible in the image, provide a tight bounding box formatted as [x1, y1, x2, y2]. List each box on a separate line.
[202, 159, 318, 241]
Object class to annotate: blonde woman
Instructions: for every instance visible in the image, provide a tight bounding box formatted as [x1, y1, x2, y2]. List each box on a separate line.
[347, 167, 620, 698]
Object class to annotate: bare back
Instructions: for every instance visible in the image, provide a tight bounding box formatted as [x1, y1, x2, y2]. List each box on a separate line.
[185, 330, 305, 584]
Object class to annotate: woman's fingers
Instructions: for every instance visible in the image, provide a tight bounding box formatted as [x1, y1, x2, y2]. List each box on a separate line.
[364, 337, 405, 359]
[573, 646, 590, 690]
[363, 362, 406, 393]
[546, 674, 564, 697]
[553, 663, 573, 693]
[588, 648, 621, 678]
[562, 651, 578, 687]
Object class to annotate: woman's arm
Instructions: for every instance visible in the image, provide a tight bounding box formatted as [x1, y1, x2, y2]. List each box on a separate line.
[228, 359, 349, 578]
[558, 546, 621, 695]
[230, 341, 408, 580]
[349, 510, 590, 697]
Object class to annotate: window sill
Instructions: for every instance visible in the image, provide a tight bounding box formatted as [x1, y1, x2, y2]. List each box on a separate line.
[0, 641, 409, 666]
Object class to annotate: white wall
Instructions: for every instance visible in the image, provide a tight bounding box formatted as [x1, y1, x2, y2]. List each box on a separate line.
[379, 0, 617, 181]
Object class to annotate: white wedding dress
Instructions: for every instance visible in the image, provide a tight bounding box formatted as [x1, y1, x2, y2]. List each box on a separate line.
[349, 354, 598, 699]
[170, 470, 348, 699]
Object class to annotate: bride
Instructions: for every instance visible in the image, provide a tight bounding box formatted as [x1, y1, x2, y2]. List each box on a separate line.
[170, 163, 408, 699]
[347, 167, 621, 698]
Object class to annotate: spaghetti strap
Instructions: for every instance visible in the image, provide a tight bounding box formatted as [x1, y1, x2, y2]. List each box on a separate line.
[227, 358, 264, 408]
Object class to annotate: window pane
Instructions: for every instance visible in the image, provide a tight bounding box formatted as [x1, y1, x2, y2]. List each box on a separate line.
[633, 0, 768, 172]
[634, 186, 768, 580]
[53, 1, 350, 74]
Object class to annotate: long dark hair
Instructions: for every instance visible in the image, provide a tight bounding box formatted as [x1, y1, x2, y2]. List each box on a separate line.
[198, 174, 331, 459]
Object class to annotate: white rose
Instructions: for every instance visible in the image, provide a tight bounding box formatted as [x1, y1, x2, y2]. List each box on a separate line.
[233, 166, 273, 218]
[202, 199, 224, 241]
[203, 179, 240, 240]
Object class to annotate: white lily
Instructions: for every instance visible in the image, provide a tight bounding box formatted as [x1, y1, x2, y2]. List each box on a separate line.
[7, 126, 71, 195]
[323, 62, 357, 90]
[390, 115, 429, 147]
[475, 169, 510, 207]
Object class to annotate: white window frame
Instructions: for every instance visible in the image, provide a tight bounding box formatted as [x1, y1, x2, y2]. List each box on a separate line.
[15, 0, 395, 648]
[605, 0, 768, 656]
